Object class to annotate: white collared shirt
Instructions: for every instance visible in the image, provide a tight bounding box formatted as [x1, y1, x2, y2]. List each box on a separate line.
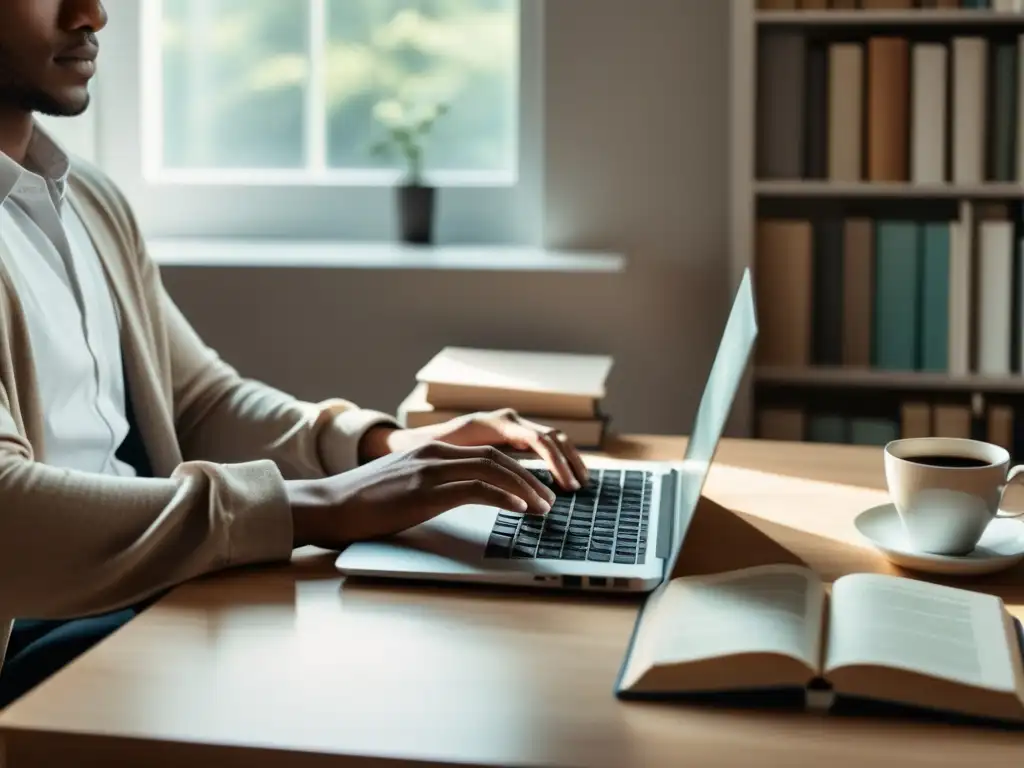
[0, 125, 136, 476]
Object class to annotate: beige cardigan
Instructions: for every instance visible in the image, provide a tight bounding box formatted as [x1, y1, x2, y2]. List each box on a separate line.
[0, 160, 397, 672]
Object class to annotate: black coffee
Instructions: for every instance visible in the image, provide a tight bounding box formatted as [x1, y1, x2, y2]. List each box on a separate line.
[904, 454, 990, 468]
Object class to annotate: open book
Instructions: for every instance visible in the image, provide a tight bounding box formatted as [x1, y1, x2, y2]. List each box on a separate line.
[615, 565, 1024, 724]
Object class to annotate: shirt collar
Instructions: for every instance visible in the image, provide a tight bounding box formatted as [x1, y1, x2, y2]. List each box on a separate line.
[0, 121, 71, 207]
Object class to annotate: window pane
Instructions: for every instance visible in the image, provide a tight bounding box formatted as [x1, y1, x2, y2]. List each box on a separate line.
[325, 0, 519, 176]
[155, 0, 518, 176]
[160, 0, 308, 170]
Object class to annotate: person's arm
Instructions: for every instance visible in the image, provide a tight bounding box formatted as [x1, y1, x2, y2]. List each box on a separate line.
[0, 390, 295, 621]
[161, 288, 400, 478]
[118, 206, 399, 480]
[0, 164, 554, 625]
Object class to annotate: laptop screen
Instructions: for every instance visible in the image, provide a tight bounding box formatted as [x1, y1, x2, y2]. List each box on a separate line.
[662, 268, 759, 582]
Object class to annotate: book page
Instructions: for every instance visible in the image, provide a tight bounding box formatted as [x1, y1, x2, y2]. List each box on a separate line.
[824, 573, 1016, 693]
[647, 564, 825, 671]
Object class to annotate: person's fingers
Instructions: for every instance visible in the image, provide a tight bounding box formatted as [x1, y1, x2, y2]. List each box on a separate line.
[512, 417, 593, 489]
[431, 480, 537, 516]
[513, 429, 578, 491]
[432, 456, 552, 514]
[490, 417, 579, 491]
[537, 432, 580, 490]
[451, 444, 556, 503]
[551, 430, 590, 486]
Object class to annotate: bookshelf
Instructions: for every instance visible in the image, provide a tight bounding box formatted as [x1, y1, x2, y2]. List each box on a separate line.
[728, 0, 1024, 453]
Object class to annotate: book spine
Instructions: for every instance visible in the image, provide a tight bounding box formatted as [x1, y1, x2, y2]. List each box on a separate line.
[757, 408, 806, 441]
[1011, 206, 1023, 374]
[873, 221, 921, 371]
[813, 218, 845, 366]
[867, 37, 910, 182]
[901, 402, 933, 439]
[808, 414, 848, 444]
[948, 201, 974, 376]
[828, 44, 864, 182]
[1019, 233, 1024, 373]
[850, 418, 900, 446]
[978, 220, 1014, 375]
[935, 403, 973, 439]
[1017, 35, 1024, 182]
[756, 219, 814, 366]
[952, 37, 988, 185]
[842, 218, 874, 367]
[989, 42, 1018, 182]
[988, 404, 1015, 453]
[804, 42, 828, 180]
[920, 222, 951, 372]
[911, 43, 948, 184]
[757, 33, 806, 180]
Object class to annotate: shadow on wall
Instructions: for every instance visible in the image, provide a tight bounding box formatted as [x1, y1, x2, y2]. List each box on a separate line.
[162, 261, 726, 436]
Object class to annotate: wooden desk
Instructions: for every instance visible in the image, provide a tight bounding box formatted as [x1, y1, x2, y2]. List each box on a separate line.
[3, 436, 1024, 767]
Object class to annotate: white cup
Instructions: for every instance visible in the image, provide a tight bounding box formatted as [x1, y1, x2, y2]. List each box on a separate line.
[884, 437, 1024, 556]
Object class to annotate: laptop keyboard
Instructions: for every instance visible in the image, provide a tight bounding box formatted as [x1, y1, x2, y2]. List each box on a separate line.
[484, 469, 653, 564]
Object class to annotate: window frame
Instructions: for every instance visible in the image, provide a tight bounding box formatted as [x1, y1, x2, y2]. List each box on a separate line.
[95, 0, 544, 245]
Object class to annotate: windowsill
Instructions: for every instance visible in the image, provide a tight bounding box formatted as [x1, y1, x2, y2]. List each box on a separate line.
[148, 239, 626, 274]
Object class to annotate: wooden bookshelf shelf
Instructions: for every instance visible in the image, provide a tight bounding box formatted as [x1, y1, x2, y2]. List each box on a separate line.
[755, 181, 1024, 198]
[756, 366, 1024, 394]
[756, 10, 1024, 27]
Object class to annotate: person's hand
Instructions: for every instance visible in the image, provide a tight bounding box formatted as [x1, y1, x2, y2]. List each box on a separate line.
[288, 441, 556, 548]
[370, 409, 589, 491]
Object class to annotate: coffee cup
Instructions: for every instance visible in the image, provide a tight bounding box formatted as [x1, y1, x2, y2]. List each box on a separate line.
[883, 437, 1024, 556]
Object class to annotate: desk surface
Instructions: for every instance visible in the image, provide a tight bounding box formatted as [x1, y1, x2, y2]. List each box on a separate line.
[4, 436, 1024, 767]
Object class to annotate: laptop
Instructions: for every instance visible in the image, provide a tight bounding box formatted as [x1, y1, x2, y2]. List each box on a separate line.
[335, 268, 758, 593]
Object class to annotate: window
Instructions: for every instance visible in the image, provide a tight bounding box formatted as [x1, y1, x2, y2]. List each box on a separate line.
[94, 0, 542, 243]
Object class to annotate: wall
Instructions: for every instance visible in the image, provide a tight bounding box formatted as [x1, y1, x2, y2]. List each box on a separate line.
[160, 0, 731, 437]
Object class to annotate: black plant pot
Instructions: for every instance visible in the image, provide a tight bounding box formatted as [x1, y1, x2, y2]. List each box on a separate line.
[398, 184, 435, 245]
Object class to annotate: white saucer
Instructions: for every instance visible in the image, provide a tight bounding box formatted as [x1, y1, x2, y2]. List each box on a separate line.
[854, 503, 1024, 576]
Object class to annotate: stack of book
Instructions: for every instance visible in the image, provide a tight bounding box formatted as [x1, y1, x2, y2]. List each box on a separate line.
[398, 347, 614, 448]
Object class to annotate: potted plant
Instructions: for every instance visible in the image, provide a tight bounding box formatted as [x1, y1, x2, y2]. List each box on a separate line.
[371, 100, 450, 245]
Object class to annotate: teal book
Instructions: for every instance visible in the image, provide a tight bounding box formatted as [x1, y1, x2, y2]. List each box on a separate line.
[960, 0, 990, 7]
[808, 415, 848, 444]
[873, 221, 921, 371]
[919, 222, 950, 372]
[850, 418, 899, 447]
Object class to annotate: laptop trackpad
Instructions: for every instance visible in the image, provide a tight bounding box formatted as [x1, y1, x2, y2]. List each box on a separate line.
[337, 504, 497, 575]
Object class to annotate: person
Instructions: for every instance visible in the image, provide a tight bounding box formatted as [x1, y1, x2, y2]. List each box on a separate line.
[0, 0, 589, 709]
